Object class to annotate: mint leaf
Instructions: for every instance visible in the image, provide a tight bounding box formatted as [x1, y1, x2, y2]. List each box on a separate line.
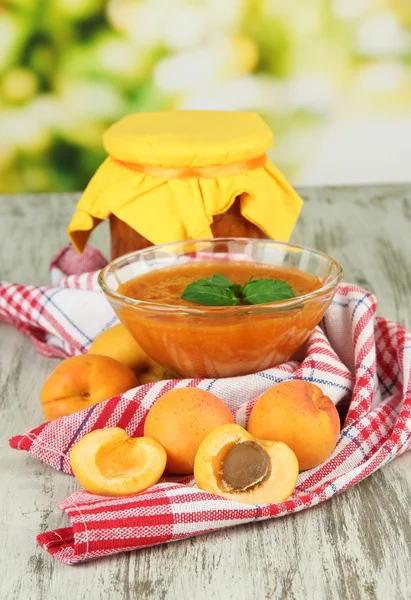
[181, 280, 240, 306]
[242, 278, 295, 305]
[203, 274, 235, 288]
[181, 273, 296, 307]
[204, 275, 243, 299]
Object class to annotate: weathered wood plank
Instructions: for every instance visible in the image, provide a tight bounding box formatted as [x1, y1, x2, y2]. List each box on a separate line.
[1, 184, 411, 600]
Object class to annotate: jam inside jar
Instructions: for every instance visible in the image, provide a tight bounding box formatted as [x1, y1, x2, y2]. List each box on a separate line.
[110, 198, 267, 260]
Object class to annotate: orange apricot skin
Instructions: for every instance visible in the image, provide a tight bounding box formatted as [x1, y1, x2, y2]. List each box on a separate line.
[143, 388, 234, 475]
[89, 323, 175, 382]
[194, 424, 299, 505]
[247, 380, 341, 471]
[70, 427, 167, 496]
[40, 354, 138, 421]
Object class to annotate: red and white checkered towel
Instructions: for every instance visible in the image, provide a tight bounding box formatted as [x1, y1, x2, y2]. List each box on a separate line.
[3, 244, 411, 565]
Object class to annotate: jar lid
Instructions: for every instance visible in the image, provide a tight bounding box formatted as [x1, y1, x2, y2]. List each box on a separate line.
[103, 110, 273, 168]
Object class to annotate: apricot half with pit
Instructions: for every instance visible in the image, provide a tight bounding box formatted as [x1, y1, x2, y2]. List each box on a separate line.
[40, 354, 138, 421]
[70, 427, 167, 496]
[194, 424, 299, 505]
[247, 380, 341, 471]
[143, 388, 234, 475]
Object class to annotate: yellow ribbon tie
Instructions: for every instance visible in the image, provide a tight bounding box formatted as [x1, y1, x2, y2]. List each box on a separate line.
[111, 153, 268, 180]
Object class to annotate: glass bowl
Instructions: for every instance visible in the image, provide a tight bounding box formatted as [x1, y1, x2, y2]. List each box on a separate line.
[98, 238, 343, 379]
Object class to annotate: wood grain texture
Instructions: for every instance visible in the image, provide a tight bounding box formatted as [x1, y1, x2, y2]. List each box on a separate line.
[1, 184, 411, 600]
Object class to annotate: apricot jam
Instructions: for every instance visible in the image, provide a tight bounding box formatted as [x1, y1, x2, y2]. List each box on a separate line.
[116, 261, 326, 379]
[119, 261, 320, 307]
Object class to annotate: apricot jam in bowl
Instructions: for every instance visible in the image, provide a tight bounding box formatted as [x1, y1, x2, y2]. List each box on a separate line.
[98, 239, 343, 379]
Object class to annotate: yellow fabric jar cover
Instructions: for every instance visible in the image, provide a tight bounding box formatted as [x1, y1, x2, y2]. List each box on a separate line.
[68, 111, 303, 253]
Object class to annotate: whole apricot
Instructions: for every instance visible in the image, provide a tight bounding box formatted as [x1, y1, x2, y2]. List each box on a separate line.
[143, 388, 234, 475]
[89, 323, 177, 383]
[40, 354, 138, 421]
[247, 380, 340, 471]
[70, 428, 167, 496]
[194, 424, 299, 505]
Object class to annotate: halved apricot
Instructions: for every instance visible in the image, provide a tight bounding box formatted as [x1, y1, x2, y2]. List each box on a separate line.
[70, 428, 167, 496]
[194, 424, 299, 505]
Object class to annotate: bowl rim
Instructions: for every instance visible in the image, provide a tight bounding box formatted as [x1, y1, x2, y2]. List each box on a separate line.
[97, 237, 344, 315]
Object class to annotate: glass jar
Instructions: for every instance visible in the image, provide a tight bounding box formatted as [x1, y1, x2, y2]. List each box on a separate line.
[110, 199, 267, 259]
[68, 111, 303, 259]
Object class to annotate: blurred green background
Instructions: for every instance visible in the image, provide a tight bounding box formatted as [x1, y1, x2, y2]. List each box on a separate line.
[1, 0, 411, 193]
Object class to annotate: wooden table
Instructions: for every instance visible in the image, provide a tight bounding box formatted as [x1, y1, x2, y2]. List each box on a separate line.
[1, 185, 411, 600]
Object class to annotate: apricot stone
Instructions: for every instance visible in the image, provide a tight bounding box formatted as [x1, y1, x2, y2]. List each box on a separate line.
[222, 441, 271, 491]
[143, 388, 234, 475]
[194, 424, 299, 504]
[40, 354, 138, 421]
[247, 380, 341, 471]
[70, 427, 167, 496]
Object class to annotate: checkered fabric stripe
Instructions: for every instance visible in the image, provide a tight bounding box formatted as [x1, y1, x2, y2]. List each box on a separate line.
[0, 245, 114, 357]
[4, 245, 411, 565]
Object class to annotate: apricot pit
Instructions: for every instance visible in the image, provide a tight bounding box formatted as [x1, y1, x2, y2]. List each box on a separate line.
[222, 441, 271, 492]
